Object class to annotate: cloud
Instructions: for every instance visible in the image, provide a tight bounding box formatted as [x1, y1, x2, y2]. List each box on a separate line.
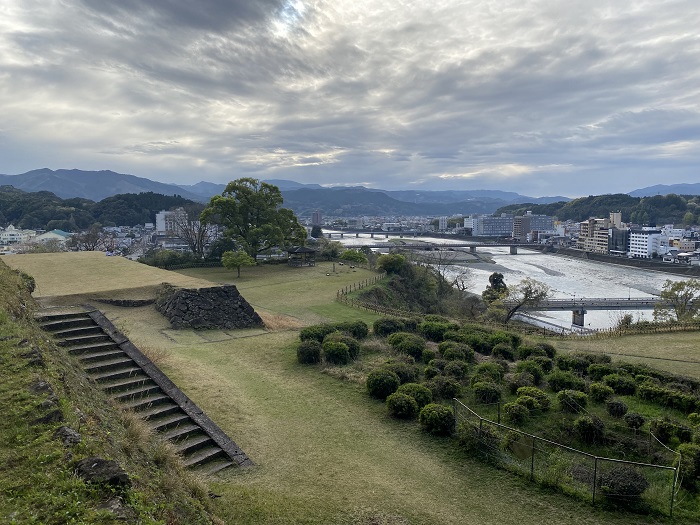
[1, 0, 699, 197]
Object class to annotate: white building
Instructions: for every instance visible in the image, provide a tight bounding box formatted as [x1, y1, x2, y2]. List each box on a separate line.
[33, 229, 72, 245]
[467, 214, 514, 237]
[628, 228, 661, 258]
[438, 217, 448, 231]
[0, 225, 36, 245]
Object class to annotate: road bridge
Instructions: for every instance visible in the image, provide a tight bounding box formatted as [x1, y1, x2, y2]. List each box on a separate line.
[511, 297, 664, 327]
[340, 242, 533, 254]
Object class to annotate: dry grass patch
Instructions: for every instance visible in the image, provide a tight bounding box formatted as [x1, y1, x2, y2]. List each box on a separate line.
[556, 332, 700, 379]
[257, 310, 305, 331]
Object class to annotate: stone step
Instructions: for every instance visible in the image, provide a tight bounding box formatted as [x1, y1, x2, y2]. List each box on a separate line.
[196, 459, 235, 476]
[182, 445, 227, 468]
[77, 348, 127, 364]
[175, 434, 213, 455]
[90, 366, 145, 384]
[121, 393, 171, 412]
[35, 311, 92, 323]
[83, 356, 136, 375]
[149, 413, 192, 432]
[51, 325, 103, 338]
[59, 333, 113, 347]
[101, 375, 156, 395]
[40, 316, 95, 332]
[67, 341, 121, 355]
[141, 403, 183, 422]
[112, 383, 163, 403]
[161, 423, 202, 443]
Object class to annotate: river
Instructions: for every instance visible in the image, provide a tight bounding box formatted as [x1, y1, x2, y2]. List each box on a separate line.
[333, 233, 688, 330]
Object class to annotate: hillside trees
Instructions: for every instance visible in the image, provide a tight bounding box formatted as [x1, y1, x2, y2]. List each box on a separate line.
[201, 178, 306, 258]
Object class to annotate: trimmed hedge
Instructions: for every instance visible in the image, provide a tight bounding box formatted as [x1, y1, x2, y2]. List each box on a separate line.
[366, 369, 400, 400]
[386, 392, 419, 419]
[557, 389, 588, 413]
[297, 340, 322, 364]
[387, 332, 426, 360]
[397, 383, 433, 409]
[516, 386, 551, 410]
[588, 382, 614, 403]
[373, 318, 406, 337]
[602, 373, 636, 395]
[322, 341, 351, 365]
[546, 370, 585, 393]
[419, 404, 454, 436]
[472, 382, 502, 404]
[323, 332, 360, 360]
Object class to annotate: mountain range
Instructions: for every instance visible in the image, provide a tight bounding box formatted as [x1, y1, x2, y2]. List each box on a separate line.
[1, 168, 699, 217]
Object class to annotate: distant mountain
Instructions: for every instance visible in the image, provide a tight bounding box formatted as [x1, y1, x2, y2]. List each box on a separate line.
[378, 189, 568, 205]
[280, 187, 511, 217]
[176, 178, 324, 199]
[628, 183, 700, 197]
[0, 169, 205, 202]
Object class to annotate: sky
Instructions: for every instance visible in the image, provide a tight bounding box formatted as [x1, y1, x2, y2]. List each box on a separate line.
[1, 0, 699, 197]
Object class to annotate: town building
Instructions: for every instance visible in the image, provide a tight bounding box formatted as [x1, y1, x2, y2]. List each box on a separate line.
[0, 225, 36, 245]
[577, 218, 611, 253]
[466, 214, 514, 237]
[629, 228, 662, 258]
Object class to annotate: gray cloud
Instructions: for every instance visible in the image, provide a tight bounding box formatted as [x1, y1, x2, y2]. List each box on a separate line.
[1, 0, 699, 196]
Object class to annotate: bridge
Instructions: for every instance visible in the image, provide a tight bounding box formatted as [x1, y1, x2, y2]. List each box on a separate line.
[511, 297, 663, 327]
[339, 241, 534, 254]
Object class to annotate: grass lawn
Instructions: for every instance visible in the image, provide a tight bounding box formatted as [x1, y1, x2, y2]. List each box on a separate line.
[10, 255, 700, 523]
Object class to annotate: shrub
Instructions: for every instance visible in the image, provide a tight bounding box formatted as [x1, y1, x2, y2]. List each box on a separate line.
[554, 355, 588, 374]
[546, 370, 585, 392]
[397, 383, 433, 409]
[515, 360, 543, 385]
[528, 356, 553, 373]
[588, 382, 615, 403]
[457, 421, 500, 461]
[373, 318, 405, 337]
[689, 413, 700, 427]
[650, 417, 693, 444]
[606, 399, 628, 418]
[421, 348, 437, 364]
[463, 334, 492, 355]
[386, 392, 419, 419]
[439, 341, 474, 362]
[419, 404, 454, 436]
[506, 372, 534, 394]
[418, 321, 450, 342]
[425, 376, 462, 400]
[535, 342, 557, 359]
[491, 343, 515, 361]
[323, 332, 360, 360]
[300, 323, 337, 342]
[322, 341, 350, 365]
[637, 383, 699, 413]
[624, 412, 646, 431]
[516, 386, 551, 410]
[470, 362, 503, 385]
[598, 466, 649, 507]
[387, 332, 426, 360]
[503, 402, 528, 424]
[424, 314, 451, 324]
[516, 345, 547, 360]
[472, 382, 502, 404]
[382, 360, 419, 384]
[676, 443, 700, 489]
[297, 340, 322, 364]
[489, 331, 520, 349]
[443, 360, 469, 380]
[335, 320, 369, 339]
[602, 374, 636, 395]
[366, 369, 400, 400]
[573, 416, 605, 444]
[557, 390, 588, 413]
[515, 395, 540, 412]
[587, 363, 618, 381]
[424, 365, 440, 380]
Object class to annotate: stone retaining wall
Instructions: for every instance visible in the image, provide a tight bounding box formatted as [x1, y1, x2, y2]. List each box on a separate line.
[155, 284, 264, 329]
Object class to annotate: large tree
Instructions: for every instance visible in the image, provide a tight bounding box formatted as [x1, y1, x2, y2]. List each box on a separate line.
[200, 178, 306, 258]
[653, 279, 700, 322]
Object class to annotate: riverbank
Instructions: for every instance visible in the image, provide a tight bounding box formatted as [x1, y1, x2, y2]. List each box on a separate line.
[550, 247, 700, 277]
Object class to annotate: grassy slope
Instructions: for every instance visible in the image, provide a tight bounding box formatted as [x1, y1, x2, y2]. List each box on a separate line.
[6, 256, 698, 523]
[0, 260, 216, 524]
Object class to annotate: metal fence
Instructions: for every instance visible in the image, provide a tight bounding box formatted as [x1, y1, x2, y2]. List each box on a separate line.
[453, 399, 680, 515]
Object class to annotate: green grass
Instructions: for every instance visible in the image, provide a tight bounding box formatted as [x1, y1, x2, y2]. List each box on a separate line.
[6, 255, 700, 523]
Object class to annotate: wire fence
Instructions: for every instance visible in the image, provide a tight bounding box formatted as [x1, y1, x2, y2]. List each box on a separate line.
[453, 399, 680, 515]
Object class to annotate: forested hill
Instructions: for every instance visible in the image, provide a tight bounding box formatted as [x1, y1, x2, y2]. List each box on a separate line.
[0, 186, 195, 230]
[495, 193, 700, 225]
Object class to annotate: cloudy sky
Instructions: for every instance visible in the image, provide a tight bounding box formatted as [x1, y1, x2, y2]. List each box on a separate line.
[1, 0, 699, 197]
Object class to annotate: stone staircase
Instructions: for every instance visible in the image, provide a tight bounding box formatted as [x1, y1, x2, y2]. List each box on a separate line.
[37, 307, 253, 475]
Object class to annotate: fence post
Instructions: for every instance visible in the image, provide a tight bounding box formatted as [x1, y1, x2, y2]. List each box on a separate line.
[452, 398, 457, 433]
[592, 457, 598, 505]
[530, 436, 536, 481]
[671, 466, 678, 517]
[497, 402, 501, 424]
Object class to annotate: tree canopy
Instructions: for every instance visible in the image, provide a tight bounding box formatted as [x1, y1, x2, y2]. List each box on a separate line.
[200, 178, 306, 258]
[222, 249, 257, 278]
[653, 279, 700, 322]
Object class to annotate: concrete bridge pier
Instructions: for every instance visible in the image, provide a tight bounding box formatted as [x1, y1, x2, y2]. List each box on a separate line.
[356, 233, 359, 238]
[470, 246, 477, 253]
[385, 234, 389, 238]
[370, 232, 374, 238]
[572, 308, 587, 327]
[510, 246, 518, 254]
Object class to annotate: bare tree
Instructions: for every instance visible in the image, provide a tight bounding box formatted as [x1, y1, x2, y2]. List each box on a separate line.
[502, 277, 551, 323]
[68, 224, 108, 251]
[170, 204, 216, 258]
